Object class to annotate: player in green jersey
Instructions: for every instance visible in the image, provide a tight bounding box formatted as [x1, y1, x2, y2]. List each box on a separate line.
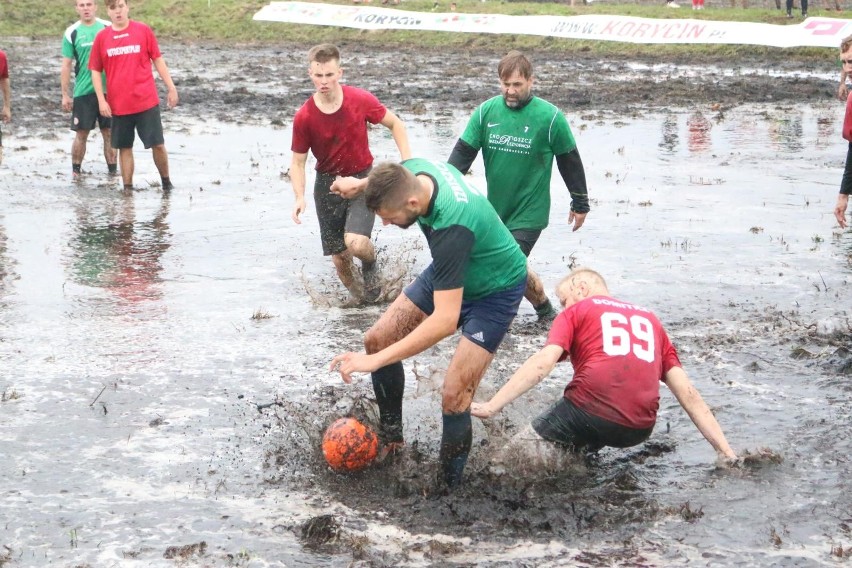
[61, 0, 117, 177]
[329, 159, 527, 489]
[449, 51, 590, 322]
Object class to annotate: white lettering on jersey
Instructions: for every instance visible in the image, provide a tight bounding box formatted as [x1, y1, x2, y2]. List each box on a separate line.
[600, 312, 655, 363]
[435, 162, 478, 202]
[107, 44, 141, 57]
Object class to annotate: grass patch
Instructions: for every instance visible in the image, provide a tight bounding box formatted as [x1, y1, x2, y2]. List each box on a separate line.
[0, 0, 841, 60]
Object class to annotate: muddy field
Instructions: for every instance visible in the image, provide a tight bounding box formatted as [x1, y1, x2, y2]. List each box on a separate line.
[0, 38, 851, 567]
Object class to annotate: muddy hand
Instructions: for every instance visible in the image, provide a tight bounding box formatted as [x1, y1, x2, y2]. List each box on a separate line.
[835, 194, 849, 229]
[329, 351, 377, 383]
[330, 176, 365, 199]
[292, 197, 305, 224]
[568, 210, 587, 232]
[470, 401, 496, 419]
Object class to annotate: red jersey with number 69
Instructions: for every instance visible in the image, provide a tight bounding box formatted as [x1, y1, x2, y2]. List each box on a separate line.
[291, 85, 387, 176]
[546, 295, 682, 429]
[89, 20, 161, 116]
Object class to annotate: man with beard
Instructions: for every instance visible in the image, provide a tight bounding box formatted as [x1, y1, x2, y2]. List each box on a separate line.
[448, 51, 589, 323]
[329, 160, 527, 490]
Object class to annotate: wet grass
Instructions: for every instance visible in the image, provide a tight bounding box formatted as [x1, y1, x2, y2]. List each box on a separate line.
[0, 0, 839, 61]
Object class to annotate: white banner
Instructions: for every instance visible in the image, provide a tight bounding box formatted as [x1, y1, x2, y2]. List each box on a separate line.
[253, 1, 852, 48]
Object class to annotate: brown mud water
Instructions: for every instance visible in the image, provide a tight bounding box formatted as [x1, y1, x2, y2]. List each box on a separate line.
[0, 39, 850, 566]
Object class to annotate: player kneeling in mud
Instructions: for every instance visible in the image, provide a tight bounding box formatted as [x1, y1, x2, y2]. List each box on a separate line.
[472, 268, 737, 469]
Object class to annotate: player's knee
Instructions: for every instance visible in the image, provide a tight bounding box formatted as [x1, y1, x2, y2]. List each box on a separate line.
[441, 388, 471, 414]
[364, 326, 382, 355]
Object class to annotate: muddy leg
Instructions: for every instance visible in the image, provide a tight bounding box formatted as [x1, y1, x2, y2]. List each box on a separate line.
[119, 147, 134, 188]
[71, 129, 89, 172]
[364, 293, 427, 443]
[101, 128, 117, 171]
[439, 337, 494, 487]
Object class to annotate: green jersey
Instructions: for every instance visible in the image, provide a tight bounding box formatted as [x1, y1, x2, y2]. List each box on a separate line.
[459, 96, 577, 231]
[62, 19, 110, 98]
[404, 158, 527, 300]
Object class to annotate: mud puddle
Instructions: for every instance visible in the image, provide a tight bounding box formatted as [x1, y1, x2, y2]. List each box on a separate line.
[0, 39, 850, 567]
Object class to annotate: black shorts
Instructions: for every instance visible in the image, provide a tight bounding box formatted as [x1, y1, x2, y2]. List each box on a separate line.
[111, 105, 164, 149]
[313, 168, 374, 256]
[532, 397, 654, 451]
[71, 92, 110, 132]
[510, 229, 542, 258]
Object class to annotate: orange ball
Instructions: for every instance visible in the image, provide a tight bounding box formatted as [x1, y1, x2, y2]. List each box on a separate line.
[321, 417, 379, 472]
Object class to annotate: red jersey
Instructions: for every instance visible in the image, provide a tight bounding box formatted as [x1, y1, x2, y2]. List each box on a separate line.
[0, 50, 8, 79]
[291, 85, 387, 176]
[89, 20, 161, 116]
[843, 91, 852, 142]
[546, 295, 682, 429]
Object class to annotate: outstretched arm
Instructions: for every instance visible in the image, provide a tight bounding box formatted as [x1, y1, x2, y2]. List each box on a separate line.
[665, 366, 737, 461]
[379, 110, 411, 161]
[471, 344, 564, 419]
[555, 149, 589, 231]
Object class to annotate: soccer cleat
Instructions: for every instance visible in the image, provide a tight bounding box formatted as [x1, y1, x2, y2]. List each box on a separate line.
[362, 262, 382, 303]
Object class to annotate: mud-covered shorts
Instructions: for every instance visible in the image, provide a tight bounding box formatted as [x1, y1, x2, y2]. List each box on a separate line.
[111, 105, 164, 149]
[532, 397, 654, 452]
[313, 168, 374, 256]
[71, 92, 111, 132]
[404, 265, 526, 353]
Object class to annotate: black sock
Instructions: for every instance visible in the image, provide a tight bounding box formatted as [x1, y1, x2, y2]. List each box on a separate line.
[72, 163, 82, 174]
[371, 362, 405, 443]
[439, 411, 472, 488]
[108, 163, 117, 174]
[123, 184, 133, 191]
[534, 299, 554, 315]
[161, 176, 172, 189]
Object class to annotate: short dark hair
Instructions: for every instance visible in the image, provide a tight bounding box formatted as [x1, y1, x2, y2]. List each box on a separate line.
[365, 162, 416, 212]
[842, 34, 852, 54]
[307, 43, 340, 65]
[497, 50, 532, 81]
[105, 0, 124, 8]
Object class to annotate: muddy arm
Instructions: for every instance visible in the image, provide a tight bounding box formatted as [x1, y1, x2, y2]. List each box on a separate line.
[471, 345, 563, 419]
[665, 366, 737, 461]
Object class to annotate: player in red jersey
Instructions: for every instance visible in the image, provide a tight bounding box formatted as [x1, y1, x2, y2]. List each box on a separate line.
[834, 34, 852, 229]
[290, 44, 410, 302]
[89, 0, 178, 192]
[472, 268, 737, 463]
[0, 49, 10, 166]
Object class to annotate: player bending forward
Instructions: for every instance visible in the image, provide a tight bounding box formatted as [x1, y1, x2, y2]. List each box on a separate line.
[472, 268, 737, 465]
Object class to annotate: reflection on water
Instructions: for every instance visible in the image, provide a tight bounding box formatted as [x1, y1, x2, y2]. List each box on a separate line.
[769, 114, 804, 153]
[686, 110, 712, 154]
[66, 190, 171, 303]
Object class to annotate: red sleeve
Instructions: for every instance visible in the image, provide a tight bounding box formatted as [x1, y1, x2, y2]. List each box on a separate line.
[658, 328, 682, 381]
[545, 308, 576, 362]
[290, 107, 311, 154]
[145, 24, 162, 60]
[360, 89, 388, 125]
[0, 52, 8, 79]
[88, 33, 103, 72]
[843, 92, 852, 142]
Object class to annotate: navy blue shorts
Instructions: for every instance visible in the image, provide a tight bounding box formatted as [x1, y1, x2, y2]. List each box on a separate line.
[404, 265, 525, 353]
[71, 92, 110, 132]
